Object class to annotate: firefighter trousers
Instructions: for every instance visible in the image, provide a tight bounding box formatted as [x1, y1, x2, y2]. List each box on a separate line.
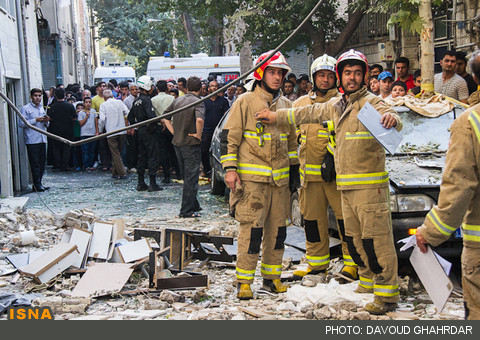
[341, 187, 399, 303]
[462, 245, 480, 320]
[231, 181, 289, 284]
[299, 180, 356, 271]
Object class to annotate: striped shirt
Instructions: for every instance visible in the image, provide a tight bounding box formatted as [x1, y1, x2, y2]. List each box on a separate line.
[434, 73, 469, 101]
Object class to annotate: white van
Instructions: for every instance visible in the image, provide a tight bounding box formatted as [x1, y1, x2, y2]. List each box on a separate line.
[146, 54, 240, 83]
[93, 66, 136, 84]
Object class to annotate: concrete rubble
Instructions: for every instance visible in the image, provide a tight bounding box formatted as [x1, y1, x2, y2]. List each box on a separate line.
[0, 206, 465, 320]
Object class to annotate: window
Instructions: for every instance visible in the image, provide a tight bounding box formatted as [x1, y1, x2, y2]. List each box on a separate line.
[0, 0, 16, 17]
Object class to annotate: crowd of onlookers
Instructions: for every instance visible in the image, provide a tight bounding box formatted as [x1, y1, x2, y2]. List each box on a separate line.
[363, 51, 479, 104]
[19, 49, 480, 193]
[19, 75, 248, 192]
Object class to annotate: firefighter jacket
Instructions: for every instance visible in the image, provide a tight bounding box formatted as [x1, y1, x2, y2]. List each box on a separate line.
[294, 88, 340, 183]
[276, 86, 402, 191]
[221, 85, 299, 186]
[418, 103, 480, 248]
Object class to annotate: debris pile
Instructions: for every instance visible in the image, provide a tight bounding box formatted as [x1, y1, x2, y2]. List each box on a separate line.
[0, 206, 465, 320]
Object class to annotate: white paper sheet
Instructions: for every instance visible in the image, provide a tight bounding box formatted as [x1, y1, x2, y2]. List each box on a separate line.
[357, 101, 403, 154]
[409, 245, 453, 313]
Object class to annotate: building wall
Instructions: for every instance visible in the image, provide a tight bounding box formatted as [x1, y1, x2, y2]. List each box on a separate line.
[23, 2, 44, 88]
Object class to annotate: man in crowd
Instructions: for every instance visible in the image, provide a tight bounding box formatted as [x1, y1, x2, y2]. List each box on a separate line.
[283, 79, 298, 101]
[152, 80, 176, 183]
[164, 77, 205, 218]
[226, 84, 236, 107]
[256, 49, 402, 315]
[77, 97, 98, 171]
[236, 84, 247, 97]
[124, 83, 139, 173]
[98, 90, 129, 179]
[128, 76, 163, 192]
[201, 80, 229, 178]
[370, 64, 384, 77]
[91, 81, 106, 112]
[378, 71, 393, 100]
[177, 77, 187, 96]
[91, 81, 111, 170]
[117, 81, 130, 101]
[19, 88, 51, 191]
[395, 57, 415, 90]
[47, 88, 76, 171]
[221, 51, 299, 299]
[456, 51, 478, 95]
[416, 49, 480, 320]
[292, 54, 358, 282]
[296, 74, 309, 98]
[434, 50, 469, 104]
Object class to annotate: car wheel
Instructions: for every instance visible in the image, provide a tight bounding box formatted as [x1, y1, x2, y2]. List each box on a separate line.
[290, 190, 304, 227]
[210, 166, 225, 195]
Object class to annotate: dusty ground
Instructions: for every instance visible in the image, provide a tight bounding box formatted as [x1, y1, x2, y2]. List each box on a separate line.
[0, 168, 465, 320]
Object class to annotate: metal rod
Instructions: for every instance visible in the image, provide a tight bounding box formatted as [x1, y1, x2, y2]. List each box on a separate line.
[0, 0, 324, 147]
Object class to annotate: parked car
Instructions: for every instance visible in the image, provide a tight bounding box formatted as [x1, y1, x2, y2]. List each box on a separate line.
[210, 104, 465, 259]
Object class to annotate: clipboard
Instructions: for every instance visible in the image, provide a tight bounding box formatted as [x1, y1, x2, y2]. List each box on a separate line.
[357, 102, 403, 154]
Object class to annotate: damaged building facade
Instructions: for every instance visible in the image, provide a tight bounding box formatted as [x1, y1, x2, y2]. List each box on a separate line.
[0, 0, 98, 197]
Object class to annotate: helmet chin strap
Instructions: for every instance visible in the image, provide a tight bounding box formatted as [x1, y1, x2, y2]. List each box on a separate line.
[260, 80, 280, 97]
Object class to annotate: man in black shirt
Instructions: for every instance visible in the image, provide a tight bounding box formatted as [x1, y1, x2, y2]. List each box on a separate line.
[456, 51, 478, 95]
[47, 88, 76, 171]
[200, 80, 229, 177]
[164, 77, 205, 218]
[128, 76, 162, 192]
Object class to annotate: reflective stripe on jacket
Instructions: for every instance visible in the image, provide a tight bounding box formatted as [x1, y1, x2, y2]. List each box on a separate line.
[221, 85, 299, 186]
[294, 89, 340, 183]
[419, 105, 480, 247]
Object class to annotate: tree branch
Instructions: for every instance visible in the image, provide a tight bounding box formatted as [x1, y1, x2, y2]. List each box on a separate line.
[326, 7, 366, 56]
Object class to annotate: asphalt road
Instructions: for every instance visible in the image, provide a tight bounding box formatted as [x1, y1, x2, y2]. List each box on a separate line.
[23, 167, 229, 220]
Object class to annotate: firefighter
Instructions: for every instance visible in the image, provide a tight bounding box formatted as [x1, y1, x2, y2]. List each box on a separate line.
[221, 51, 300, 300]
[127, 75, 162, 192]
[416, 49, 480, 320]
[256, 49, 402, 314]
[292, 54, 358, 281]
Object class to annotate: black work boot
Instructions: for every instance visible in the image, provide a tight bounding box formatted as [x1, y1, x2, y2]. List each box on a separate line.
[148, 175, 163, 192]
[136, 174, 148, 191]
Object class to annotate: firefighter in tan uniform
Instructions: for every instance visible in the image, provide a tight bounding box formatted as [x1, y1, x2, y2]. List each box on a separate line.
[256, 50, 402, 314]
[416, 50, 480, 320]
[292, 54, 358, 280]
[221, 51, 300, 299]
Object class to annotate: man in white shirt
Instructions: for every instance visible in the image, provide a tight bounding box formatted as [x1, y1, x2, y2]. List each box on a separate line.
[434, 50, 469, 104]
[98, 90, 130, 179]
[19, 88, 51, 191]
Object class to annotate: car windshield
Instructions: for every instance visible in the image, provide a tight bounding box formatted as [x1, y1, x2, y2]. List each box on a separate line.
[393, 106, 461, 154]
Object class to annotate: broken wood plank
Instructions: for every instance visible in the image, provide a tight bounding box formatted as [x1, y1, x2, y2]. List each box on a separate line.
[333, 271, 355, 283]
[237, 306, 271, 318]
[386, 312, 420, 320]
[155, 275, 208, 290]
[19, 243, 80, 284]
[71, 263, 134, 298]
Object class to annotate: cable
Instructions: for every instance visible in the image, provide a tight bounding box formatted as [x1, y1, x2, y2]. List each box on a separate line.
[0, 0, 325, 147]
